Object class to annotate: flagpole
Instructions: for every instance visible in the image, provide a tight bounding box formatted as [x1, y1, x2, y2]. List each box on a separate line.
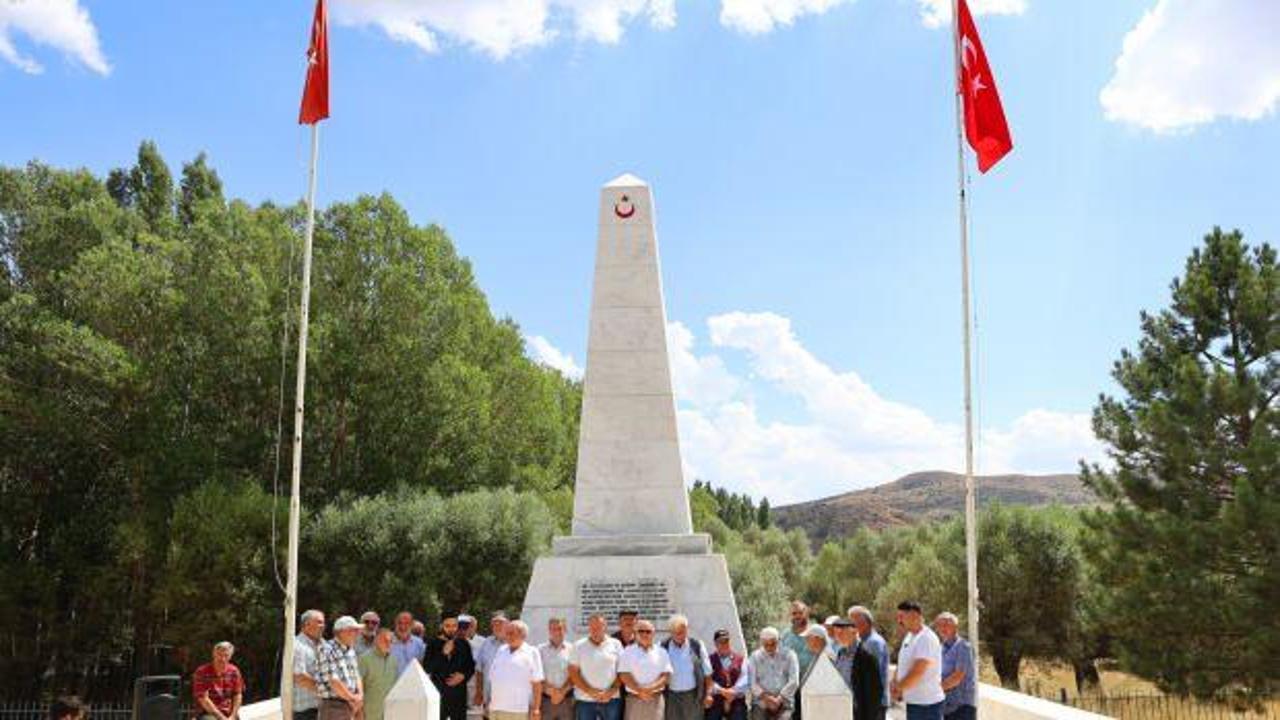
[950, 0, 982, 689]
[281, 121, 320, 720]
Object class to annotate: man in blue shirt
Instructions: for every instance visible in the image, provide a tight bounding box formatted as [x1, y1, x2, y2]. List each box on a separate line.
[934, 613, 976, 720]
[661, 614, 713, 720]
[389, 611, 426, 677]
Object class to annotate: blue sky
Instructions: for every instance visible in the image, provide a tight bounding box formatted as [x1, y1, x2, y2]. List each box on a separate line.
[3, 0, 1277, 503]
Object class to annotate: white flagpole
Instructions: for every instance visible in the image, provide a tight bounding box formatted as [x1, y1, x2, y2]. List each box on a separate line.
[950, 0, 982, 690]
[281, 121, 320, 720]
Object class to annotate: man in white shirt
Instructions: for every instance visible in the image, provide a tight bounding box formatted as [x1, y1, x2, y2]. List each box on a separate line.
[569, 614, 624, 720]
[537, 618, 575, 720]
[890, 601, 945, 720]
[618, 620, 672, 720]
[487, 620, 544, 720]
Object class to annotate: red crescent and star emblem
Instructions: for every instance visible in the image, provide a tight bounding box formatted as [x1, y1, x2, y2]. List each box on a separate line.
[614, 195, 635, 219]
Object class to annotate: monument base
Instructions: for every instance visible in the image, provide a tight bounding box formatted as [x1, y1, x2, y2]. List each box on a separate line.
[520, 550, 745, 654]
[552, 533, 711, 556]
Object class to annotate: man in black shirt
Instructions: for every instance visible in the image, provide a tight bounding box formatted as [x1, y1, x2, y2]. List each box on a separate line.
[424, 615, 475, 720]
[611, 609, 638, 647]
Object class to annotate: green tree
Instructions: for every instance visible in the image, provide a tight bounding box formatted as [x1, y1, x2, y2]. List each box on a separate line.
[302, 487, 556, 624]
[740, 525, 811, 593]
[127, 140, 174, 229]
[757, 497, 772, 528]
[1082, 228, 1279, 698]
[178, 152, 224, 226]
[0, 143, 581, 700]
[725, 543, 790, 642]
[936, 505, 1083, 688]
[153, 479, 281, 688]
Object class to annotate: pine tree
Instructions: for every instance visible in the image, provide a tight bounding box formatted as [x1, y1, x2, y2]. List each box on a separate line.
[757, 497, 771, 528]
[1082, 228, 1278, 699]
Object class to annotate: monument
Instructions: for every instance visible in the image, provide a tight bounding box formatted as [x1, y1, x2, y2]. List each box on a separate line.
[521, 174, 745, 651]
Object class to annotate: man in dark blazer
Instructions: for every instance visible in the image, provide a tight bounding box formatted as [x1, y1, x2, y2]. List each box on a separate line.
[831, 618, 885, 720]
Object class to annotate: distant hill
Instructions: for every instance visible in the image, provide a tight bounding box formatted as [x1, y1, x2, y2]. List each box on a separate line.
[772, 471, 1096, 544]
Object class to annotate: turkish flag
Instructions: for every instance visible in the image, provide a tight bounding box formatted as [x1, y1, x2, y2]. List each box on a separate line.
[298, 0, 329, 125]
[957, 0, 1011, 172]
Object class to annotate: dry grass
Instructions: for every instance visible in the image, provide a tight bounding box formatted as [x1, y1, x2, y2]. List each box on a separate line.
[1000, 660, 1279, 718]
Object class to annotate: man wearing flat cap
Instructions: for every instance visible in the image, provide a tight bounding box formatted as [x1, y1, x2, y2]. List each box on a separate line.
[831, 617, 884, 720]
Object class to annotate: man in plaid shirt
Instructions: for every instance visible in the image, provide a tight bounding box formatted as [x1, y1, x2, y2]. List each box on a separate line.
[193, 642, 244, 720]
[317, 616, 365, 720]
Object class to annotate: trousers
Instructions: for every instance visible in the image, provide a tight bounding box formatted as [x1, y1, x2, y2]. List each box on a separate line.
[905, 702, 944, 720]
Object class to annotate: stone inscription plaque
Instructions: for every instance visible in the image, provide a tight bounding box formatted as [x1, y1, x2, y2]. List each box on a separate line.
[576, 578, 676, 631]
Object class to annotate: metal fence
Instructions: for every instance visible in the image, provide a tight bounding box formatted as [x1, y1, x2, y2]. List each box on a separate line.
[1054, 692, 1280, 719]
[0, 702, 194, 720]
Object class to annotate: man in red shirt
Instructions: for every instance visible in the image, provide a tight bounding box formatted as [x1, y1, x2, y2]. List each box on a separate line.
[193, 641, 244, 720]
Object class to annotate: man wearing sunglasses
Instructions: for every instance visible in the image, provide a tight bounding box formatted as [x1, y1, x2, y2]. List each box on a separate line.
[357, 612, 381, 656]
[618, 620, 672, 720]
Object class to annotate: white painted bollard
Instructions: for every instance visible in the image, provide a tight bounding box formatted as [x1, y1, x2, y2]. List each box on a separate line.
[385, 660, 441, 720]
[799, 655, 854, 718]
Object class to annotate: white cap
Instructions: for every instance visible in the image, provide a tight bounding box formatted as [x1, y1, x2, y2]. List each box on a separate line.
[803, 625, 829, 640]
[333, 616, 360, 632]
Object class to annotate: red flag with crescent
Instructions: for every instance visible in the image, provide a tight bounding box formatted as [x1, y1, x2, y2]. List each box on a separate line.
[957, 0, 1011, 172]
[298, 0, 329, 125]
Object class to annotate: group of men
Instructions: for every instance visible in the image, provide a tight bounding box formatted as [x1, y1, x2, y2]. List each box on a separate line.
[193, 598, 974, 720]
[773, 600, 977, 720]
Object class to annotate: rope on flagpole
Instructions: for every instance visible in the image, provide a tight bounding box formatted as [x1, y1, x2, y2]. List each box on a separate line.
[268, 190, 298, 597]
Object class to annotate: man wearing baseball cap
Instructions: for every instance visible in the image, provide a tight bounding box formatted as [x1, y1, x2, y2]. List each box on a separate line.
[317, 616, 364, 720]
[706, 630, 747, 720]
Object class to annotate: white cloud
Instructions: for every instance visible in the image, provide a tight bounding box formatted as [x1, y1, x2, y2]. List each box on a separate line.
[526, 334, 584, 379]
[334, 0, 1032, 56]
[526, 312, 1100, 502]
[667, 321, 740, 407]
[917, 0, 1026, 29]
[1100, 0, 1280, 133]
[0, 0, 109, 75]
[719, 0, 852, 35]
[669, 311, 1103, 503]
[331, 0, 677, 59]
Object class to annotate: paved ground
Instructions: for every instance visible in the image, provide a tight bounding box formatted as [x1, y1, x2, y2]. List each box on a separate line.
[467, 705, 909, 718]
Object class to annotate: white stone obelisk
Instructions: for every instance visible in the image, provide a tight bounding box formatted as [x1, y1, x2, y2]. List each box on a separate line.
[521, 174, 743, 652]
[570, 172, 692, 539]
